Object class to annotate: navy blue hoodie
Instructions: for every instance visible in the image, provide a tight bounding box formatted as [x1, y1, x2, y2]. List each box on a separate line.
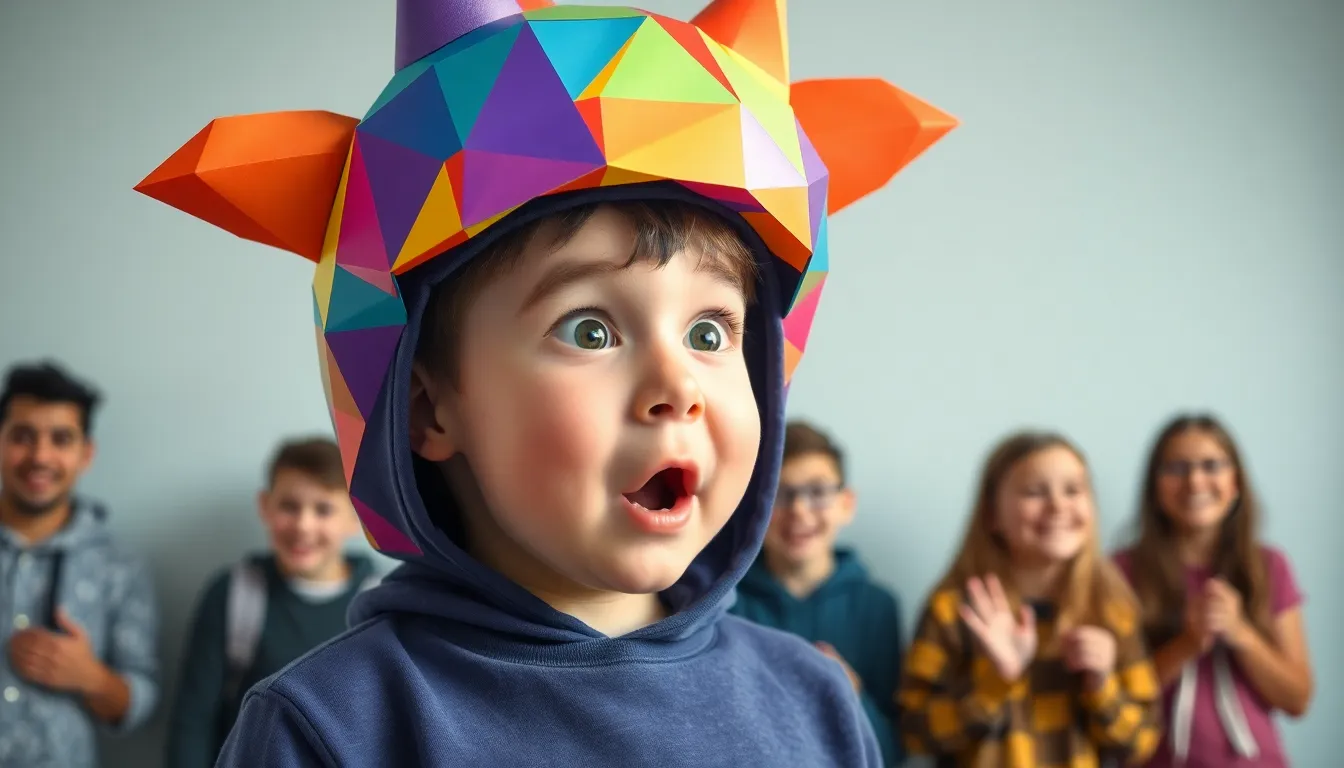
[732, 549, 906, 765]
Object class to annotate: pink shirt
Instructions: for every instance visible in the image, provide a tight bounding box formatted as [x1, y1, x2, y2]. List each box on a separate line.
[1113, 546, 1303, 768]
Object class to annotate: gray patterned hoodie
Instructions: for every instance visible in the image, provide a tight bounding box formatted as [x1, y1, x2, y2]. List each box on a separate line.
[0, 499, 160, 768]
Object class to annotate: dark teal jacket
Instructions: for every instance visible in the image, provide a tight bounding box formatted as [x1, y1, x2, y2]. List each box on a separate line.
[730, 549, 905, 766]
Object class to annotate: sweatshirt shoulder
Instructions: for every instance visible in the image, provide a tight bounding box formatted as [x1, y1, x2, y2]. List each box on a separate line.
[716, 616, 876, 760]
[239, 615, 418, 750]
[718, 615, 853, 692]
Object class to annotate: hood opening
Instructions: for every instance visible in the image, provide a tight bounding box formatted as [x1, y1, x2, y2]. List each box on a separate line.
[350, 181, 790, 642]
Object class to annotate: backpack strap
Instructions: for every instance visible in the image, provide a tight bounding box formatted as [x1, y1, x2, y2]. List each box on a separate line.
[222, 560, 267, 705]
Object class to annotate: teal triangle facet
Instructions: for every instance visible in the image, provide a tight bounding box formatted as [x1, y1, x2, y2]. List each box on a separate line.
[810, 214, 829, 273]
[434, 24, 522, 145]
[529, 16, 646, 100]
[365, 57, 434, 120]
[312, 289, 322, 327]
[326, 267, 407, 333]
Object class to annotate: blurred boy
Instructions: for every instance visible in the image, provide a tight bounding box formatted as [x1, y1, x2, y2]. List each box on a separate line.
[732, 420, 906, 765]
[164, 437, 377, 768]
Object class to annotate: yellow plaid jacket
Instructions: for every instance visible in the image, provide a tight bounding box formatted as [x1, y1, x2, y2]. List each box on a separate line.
[897, 586, 1162, 768]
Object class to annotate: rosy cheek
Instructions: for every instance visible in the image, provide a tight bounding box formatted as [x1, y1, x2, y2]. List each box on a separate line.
[471, 366, 609, 511]
[704, 369, 760, 469]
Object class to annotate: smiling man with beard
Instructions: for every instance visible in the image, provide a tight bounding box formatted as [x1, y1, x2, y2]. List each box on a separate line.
[0, 361, 160, 768]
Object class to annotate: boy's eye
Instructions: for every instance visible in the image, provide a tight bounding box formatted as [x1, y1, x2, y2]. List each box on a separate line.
[686, 319, 726, 352]
[556, 314, 613, 350]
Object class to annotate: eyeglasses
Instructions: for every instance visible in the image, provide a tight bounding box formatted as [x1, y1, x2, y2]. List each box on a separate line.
[774, 483, 843, 511]
[1158, 459, 1232, 478]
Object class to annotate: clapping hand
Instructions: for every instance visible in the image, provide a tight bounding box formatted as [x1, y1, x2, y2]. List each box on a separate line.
[1203, 578, 1251, 648]
[959, 575, 1037, 682]
[815, 642, 862, 692]
[1061, 625, 1117, 691]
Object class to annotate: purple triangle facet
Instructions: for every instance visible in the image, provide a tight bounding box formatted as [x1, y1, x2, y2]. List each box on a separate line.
[459, 150, 602, 227]
[797, 118, 830, 245]
[396, 0, 524, 71]
[358, 133, 445, 265]
[324, 324, 406, 419]
[797, 118, 829, 187]
[464, 24, 604, 165]
[807, 177, 826, 247]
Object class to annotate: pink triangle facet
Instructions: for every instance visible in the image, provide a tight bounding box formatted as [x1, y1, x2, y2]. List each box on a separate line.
[353, 496, 423, 555]
[343, 264, 399, 297]
[335, 141, 392, 271]
[781, 274, 824, 351]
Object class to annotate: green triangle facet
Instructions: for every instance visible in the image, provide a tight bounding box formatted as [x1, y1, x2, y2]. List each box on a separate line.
[599, 20, 737, 105]
[434, 24, 522, 145]
[713, 51, 803, 173]
[524, 5, 645, 21]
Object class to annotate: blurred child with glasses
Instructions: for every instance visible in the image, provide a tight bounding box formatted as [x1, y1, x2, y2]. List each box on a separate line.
[730, 420, 906, 766]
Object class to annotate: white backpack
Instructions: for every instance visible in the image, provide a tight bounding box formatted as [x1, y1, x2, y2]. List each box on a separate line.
[221, 560, 381, 703]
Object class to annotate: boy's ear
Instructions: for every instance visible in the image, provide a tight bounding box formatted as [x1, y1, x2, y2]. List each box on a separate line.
[836, 487, 857, 526]
[409, 362, 458, 462]
[255, 489, 271, 522]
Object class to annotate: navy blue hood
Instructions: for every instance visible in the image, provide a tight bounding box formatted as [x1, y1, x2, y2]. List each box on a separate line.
[348, 181, 789, 649]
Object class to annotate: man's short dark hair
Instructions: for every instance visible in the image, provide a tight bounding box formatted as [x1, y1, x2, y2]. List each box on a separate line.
[0, 361, 103, 437]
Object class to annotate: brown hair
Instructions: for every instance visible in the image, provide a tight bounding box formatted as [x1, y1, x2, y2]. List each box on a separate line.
[783, 420, 846, 484]
[939, 430, 1136, 642]
[416, 199, 759, 383]
[1127, 414, 1272, 645]
[267, 437, 346, 491]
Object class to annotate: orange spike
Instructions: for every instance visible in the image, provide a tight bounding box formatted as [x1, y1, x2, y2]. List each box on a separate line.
[691, 0, 788, 86]
[791, 78, 957, 215]
[135, 110, 359, 262]
[517, 0, 554, 8]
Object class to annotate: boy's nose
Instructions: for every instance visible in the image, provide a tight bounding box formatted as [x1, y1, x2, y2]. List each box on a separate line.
[633, 348, 705, 423]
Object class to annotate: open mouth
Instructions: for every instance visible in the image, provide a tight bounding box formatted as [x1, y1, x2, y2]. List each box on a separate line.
[623, 466, 691, 512]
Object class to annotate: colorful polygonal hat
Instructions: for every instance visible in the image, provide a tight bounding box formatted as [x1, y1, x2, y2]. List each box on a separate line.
[135, 0, 956, 561]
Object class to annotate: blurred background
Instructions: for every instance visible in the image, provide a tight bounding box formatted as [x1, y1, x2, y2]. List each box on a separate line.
[1, 0, 1339, 765]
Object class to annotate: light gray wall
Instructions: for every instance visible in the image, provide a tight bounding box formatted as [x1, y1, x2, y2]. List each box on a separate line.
[1, 0, 1338, 766]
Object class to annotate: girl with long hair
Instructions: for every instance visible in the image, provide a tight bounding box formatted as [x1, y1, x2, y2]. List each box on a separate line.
[899, 431, 1160, 767]
[1114, 414, 1314, 767]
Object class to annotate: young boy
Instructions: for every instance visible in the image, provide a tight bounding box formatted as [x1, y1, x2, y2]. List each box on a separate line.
[732, 420, 906, 766]
[135, 1, 955, 764]
[164, 437, 377, 768]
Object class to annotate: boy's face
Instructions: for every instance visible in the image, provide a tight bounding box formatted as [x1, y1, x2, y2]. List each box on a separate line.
[763, 452, 854, 569]
[258, 468, 360, 580]
[412, 206, 762, 599]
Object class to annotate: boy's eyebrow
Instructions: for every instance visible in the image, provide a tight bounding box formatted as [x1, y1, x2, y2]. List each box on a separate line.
[521, 259, 624, 312]
[520, 254, 747, 312]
